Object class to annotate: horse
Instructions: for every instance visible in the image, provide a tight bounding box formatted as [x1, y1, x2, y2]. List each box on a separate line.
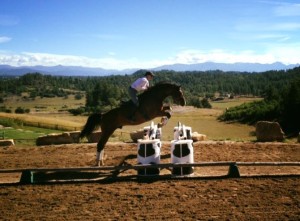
[79, 82, 186, 166]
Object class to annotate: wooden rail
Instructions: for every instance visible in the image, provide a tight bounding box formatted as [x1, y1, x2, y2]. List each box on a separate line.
[237, 162, 300, 166]
[1, 161, 299, 173]
[1, 161, 299, 184]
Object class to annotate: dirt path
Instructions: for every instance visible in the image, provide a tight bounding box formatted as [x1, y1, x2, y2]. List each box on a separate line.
[0, 141, 299, 220]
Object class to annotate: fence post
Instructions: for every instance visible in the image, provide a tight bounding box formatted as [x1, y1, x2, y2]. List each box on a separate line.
[227, 163, 240, 178]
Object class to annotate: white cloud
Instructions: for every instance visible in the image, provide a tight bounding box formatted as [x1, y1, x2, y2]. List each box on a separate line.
[271, 22, 300, 31]
[0, 52, 162, 69]
[1, 46, 300, 70]
[172, 47, 300, 65]
[235, 21, 300, 32]
[273, 3, 300, 17]
[0, 36, 11, 43]
[253, 34, 290, 41]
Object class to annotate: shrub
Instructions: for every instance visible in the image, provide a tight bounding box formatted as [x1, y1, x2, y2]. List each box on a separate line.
[75, 93, 82, 100]
[15, 107, 30, 114]
[68, 107, 85, 116]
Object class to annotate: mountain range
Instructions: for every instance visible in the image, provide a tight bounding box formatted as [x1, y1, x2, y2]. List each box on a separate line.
[0, 62, 299, 76]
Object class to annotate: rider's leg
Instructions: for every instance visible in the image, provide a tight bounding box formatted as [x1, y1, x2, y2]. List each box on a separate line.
[128, 87, 139, 121]
[128, 87, 139, 106]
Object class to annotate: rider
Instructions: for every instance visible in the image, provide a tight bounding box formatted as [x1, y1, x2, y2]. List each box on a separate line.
[128, 71, 154, 121]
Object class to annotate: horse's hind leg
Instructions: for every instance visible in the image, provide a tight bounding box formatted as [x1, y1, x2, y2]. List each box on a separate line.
[96, 140, 107, 166]
[96, 129, 115, 166]
[96, 151, 104, 167]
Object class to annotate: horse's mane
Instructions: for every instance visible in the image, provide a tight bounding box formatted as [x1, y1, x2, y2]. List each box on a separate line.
[136, 82, 179, 102]
[143, 81, 179, 94]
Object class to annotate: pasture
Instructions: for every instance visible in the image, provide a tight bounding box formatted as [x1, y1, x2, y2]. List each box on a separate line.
[0, 95, 260, 145]
[3, 94, 85, 112]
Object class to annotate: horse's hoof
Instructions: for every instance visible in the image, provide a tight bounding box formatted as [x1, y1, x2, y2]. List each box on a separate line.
[100, 160, 105, 166]
[94, 161, 101, 167]
[161, 116, 169, 126]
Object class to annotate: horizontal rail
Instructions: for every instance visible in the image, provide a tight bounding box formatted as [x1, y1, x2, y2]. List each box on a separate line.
[0, 161, 299, 174]
[237, 162, 300, 166]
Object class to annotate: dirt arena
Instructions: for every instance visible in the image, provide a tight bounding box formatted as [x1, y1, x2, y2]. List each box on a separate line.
[0, 141, 299, 220]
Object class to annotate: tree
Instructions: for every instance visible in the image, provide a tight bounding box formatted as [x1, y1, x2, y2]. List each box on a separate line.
[281, 77, 300, 134]
[189, 96, 203, 108]
[201, 98, 212, 108]
[85, 82, 122, 109]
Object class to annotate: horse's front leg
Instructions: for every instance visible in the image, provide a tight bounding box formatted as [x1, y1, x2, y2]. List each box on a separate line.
[162, 105, 172, 112]
[161, 105, 172, 119]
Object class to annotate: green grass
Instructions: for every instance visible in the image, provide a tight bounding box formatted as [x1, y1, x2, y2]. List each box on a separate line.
[211, 97, 263, 110]
[2, 94, 85, 112]
[1, 126, 63, 146]
[120, 111, 256, 142]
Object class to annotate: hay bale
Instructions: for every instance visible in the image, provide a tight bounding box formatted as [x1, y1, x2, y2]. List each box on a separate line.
[36, 131, 84, 146]
[192, 132, 207, 142]
[0, 139, 15, 147]
[130, 129, 145, 143]
[87, 131, 102, 143]
[36, 133, 74, 146]
[68, 131, 81, 143]
[256, 121, 284, 142]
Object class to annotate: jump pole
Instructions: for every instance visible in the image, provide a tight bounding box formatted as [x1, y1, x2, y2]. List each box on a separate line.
[1, 161, 299, 184]
[2, 161, 299, 174]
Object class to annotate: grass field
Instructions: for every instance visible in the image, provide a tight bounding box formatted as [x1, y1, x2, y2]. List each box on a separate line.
[1, 126, 63, 146]
[122, 106, 255, 142]
[210, 97, 262, 110]
[3, 94, 85, 112]
[0, 96, 260, 145]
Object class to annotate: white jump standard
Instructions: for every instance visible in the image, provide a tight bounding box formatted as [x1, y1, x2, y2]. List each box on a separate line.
[137, 121, 162, 176]
[171, 122, 194, 176]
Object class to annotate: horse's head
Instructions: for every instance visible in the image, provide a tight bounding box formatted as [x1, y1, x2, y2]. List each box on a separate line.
[172, 85, 186, 106]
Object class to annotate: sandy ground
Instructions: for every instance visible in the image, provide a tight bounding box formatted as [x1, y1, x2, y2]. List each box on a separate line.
[0, 141, 299, 220]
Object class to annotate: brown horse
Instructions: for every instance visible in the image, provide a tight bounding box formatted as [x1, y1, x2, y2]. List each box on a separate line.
[79, 82, 186, 166]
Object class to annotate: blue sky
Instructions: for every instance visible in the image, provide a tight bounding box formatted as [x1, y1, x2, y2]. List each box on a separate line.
[1, 0, 300, 69]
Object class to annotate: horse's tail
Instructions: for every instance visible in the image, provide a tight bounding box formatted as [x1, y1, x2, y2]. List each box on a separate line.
[79, 113, 102, 138]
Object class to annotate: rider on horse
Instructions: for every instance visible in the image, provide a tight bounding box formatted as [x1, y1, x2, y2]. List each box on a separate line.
[128, 71, 154, 121]
[80, 81, 185, 166]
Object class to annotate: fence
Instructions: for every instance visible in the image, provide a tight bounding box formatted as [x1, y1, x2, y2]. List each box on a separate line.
[19, 121, 81, 131]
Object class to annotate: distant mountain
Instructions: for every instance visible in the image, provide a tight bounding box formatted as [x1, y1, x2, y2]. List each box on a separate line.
[0, 62, 299, 76]
[154, 62, 299, 72]
[0, 65, 138, 76]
